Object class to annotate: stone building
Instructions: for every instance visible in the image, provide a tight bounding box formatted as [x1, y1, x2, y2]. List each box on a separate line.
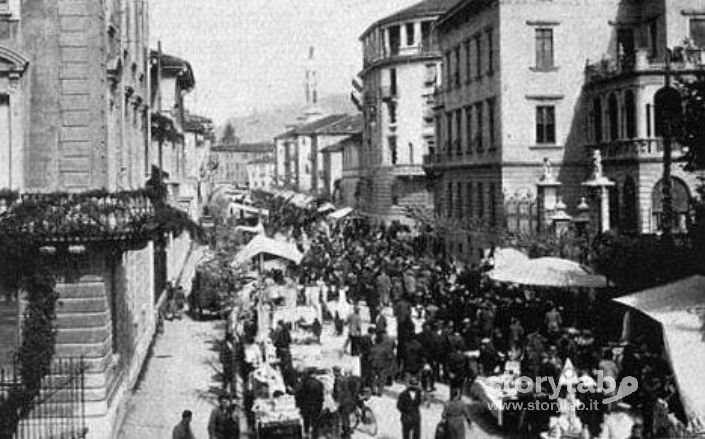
[338, 133, 364, 208]
[211, 142, 273, 187]
[425, 0, 697, 262]
[246, 156, 275, 191]
[273, 114, 357, 196]
[358, 0, 455, 224]
[582, 0, 704, 235]
[0, 2, 200, 437]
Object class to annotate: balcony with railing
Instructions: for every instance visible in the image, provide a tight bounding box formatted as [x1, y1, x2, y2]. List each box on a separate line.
[586, 137, 686, 162]
[362, 36, 440, 70]
[585, 47, 705, 83]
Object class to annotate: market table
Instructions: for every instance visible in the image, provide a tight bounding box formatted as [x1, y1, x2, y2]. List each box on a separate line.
[471, 376, 520, 428]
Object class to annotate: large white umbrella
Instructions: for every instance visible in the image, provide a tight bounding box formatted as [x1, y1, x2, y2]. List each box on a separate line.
[489, 257, 607, 288]
[489, 247, 529, 270]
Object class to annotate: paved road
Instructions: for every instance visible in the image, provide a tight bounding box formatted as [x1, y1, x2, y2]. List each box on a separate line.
[116, 316, 225, 438]
[116, 306, 512, 439]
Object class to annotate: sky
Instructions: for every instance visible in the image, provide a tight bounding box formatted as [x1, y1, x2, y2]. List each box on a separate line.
[150, 0, 421, 124]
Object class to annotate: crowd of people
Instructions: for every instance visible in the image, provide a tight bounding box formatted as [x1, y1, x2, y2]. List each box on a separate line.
[210, 192, 691, 439]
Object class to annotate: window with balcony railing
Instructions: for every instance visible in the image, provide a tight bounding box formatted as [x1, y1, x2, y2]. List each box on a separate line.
[389, 25, 401, 56]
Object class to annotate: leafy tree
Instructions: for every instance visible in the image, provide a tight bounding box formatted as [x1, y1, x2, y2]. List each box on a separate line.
[677, 73, 705, 171]
[220, 122, 237, 145]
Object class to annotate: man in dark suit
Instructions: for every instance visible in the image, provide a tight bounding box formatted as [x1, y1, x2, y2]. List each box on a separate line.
[396, 377, 424, 439]
[295, 368, 324, 439]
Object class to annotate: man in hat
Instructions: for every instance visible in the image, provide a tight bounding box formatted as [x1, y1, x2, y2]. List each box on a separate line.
[376, 268, 392, 307]
[397, 377, 424, 439]
[208, 396, 238, 439]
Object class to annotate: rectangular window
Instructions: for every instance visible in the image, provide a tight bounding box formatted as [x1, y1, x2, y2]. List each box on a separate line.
[406, 22, 415, 46]
[388, 136, 397, 164]
[447, 182, 453, 218]
[454, 47, 461, 87]
[465, 106, 473, 153]
[691, 19, 705, 47]
[649, 21, 658, 58]
[421, 21, 432, 49]
[467, 182, 473, 218]
[487, 28, 494, 75]
[389, 25, 400, 55]
[477, 182, 485, 219]
[456, 182, 463, 219]
[444, 52, 451, 86]
[476, 102, 484, 152]
[465, 40, 472, 82]
[389, 68, 397, 96]
[489, 182, 497, 226]
[455, 110, 462, 154]
[475, 35, 482, 78]
[646, 103, 652, 137]
[535, 28, 554, 69]
[424, 63, 437, 85]
[388, 102, 397, 124]
[487, 98, 496, 149]
[446, 112, 453, 157]
[536, 105, 556, 144]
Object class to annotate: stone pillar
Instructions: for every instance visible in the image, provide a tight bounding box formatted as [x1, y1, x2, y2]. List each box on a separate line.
[414, 21, 422, 47]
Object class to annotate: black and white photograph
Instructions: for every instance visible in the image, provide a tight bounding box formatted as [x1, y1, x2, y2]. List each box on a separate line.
[0, 0, 704, 438]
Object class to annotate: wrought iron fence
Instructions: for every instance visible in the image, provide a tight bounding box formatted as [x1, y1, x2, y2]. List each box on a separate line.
[0, 356, 87, 439]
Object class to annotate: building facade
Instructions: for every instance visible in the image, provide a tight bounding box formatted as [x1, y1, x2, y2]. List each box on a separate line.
[582, 0, 703, 236]
[358, 0, 455, 224]
[426, 0, 689, 262]
[0, 3, 205, 437]
[274, 114, 358, 196]
[246, 156, 275, 191]
[212, 142, 273, 187]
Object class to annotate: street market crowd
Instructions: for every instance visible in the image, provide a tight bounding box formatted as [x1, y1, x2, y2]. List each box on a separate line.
[214, 194, 692, 439]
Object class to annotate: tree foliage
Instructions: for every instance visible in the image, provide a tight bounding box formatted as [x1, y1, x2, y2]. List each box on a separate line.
[220, 122, 237, 145]
[677, 73, 705, 171]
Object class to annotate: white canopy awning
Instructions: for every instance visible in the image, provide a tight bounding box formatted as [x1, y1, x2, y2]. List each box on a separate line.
[232, 235, 303, 266]
[615, 275, 705, 433]
[317, 202, 336, 213]
[328, 207, 354, 220]
[229, 202, 269, 216]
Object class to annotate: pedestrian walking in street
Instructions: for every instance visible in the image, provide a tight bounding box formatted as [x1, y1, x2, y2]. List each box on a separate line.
[397, 377, 424, 439]
[173, 410, 195, 439]
[295, 368, 324, 439]
[344, 305, 362, 356]
[441, 388, 472, 439]
[208, 396, 239, 439]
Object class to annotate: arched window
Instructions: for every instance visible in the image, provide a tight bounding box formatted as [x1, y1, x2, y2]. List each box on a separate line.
[651, 177, 691, 233]
[593, 97, 602, 143]
[624, 90, 636, 138]
[622, 177, 638, 233]
[609, 93, 619, 140]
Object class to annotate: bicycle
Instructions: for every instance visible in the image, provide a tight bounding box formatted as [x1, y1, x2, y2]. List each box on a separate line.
[348, 392, 377, 436]
[315, 393, 378, 438]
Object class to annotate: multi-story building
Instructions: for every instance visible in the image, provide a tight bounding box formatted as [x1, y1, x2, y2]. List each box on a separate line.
[0, 3, 207, 438]
[339, 133, 364, 207]
[426, 0, 668, 262]
[582, 0, 703, 235]
[183, 112, 215, 220]
[358, 0, 455, 224]
[274, 114, 358, 196]
[212, 142, 273, 187]
[318, 115, 363, 201]
[246, 156, 275, 191]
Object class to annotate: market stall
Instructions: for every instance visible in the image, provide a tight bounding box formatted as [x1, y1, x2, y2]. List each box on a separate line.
[249, 362, 303, 438]
[614, 275, 705, 434]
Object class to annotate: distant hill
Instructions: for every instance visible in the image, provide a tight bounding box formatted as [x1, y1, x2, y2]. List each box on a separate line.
[218, 93, 358, 143]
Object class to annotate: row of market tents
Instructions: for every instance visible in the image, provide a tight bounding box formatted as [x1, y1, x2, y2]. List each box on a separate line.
[487, 248, 705, 432]
[234, 190, 705, 433]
